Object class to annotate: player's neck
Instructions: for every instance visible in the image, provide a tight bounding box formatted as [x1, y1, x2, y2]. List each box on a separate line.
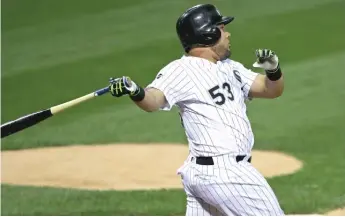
[188, 49, 219, 64]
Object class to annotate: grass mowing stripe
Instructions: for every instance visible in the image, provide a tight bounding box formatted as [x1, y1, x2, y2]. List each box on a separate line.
[1, 0, 153, 30]
[1, 0, 178, 77]
[0, 185, 186, 216]
[3, 0, 340, 31]
[3, 0, 342, 77]
[230, 0, 345, 66]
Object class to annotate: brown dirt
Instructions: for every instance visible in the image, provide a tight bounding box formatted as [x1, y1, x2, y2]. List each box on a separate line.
[250, 150, 303, 178]
[324, 207, 345, 216]
[1, 143, 303, 191]
[287, 207, 345, 216]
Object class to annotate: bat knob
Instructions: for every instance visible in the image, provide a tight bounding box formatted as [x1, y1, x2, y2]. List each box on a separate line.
[123, 76, 132, 87]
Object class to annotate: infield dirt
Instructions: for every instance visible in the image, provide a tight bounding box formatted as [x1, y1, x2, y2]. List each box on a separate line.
[1, 143, 303, 190]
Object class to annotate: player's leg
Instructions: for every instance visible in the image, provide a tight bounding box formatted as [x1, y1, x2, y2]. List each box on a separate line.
[180, 162, 239, 215]
[189, 167, 253, 215]
[185, 194, 224, 216]
[178, 160, 224, 216]
[214, 177, 284, 216]
[236, 161, 285, 216]
[188, 157, 284, 216]
[215, 163, 284, 215]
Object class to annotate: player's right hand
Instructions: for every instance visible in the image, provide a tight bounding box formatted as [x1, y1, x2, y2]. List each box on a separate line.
[109, 76, 139, 97]
[252, 49, 279, 71]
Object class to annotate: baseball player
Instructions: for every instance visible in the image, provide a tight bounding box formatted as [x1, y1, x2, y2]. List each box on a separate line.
[109, 4, 285, 216]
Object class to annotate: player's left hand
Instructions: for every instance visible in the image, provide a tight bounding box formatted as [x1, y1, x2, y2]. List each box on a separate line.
[252, 49, 279, 71]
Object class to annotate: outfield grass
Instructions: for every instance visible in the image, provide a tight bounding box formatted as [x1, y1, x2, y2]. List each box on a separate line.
[1, 0, 345, 215]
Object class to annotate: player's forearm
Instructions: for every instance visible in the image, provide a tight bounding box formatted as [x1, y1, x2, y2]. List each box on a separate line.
[108, 77, 166, 112]
[265, 73, 284, 98]
[132, 88, 164, 112]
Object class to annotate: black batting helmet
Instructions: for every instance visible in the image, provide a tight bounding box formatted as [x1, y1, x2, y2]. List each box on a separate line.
[176, 4, 234, 53]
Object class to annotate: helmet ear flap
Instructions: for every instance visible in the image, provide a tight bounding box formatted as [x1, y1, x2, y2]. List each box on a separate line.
[199, 26, 221, 46]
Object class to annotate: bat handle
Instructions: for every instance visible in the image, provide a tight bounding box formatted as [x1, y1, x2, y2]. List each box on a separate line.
[50, 86, 110, 115]
[94, 86, 110, 96]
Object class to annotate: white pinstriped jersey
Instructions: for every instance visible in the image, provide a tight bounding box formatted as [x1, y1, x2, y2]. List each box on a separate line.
[146, 55, 259, 157]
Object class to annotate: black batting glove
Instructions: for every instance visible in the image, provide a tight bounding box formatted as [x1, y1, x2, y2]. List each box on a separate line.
[109, 76, 146, 101]
[109, 76, 139, 97]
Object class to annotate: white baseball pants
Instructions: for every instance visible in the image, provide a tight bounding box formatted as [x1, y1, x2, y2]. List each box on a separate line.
[177, 153, 285, 216]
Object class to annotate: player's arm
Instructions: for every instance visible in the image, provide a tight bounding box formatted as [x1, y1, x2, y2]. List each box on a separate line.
[249, 73, 284, 99]
[109, 63, 191, 111]
[133, 88, 167, 112]
[249, 49, 284, 99]
[108, 77, 166, 112]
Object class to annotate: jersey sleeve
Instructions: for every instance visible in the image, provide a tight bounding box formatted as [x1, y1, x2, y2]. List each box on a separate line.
[233, 62, 259, 100]
[146, 61, 192, 111]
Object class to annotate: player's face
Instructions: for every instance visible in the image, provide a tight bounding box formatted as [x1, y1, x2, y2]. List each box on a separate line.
[212, 25, 231, 60]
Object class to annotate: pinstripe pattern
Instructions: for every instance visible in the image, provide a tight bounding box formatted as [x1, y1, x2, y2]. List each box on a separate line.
[178, 154, 284, 215]
[147, 55, 284, 215]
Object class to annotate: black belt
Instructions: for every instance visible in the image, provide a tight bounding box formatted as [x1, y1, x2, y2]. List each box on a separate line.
[194, 155, 251, 165]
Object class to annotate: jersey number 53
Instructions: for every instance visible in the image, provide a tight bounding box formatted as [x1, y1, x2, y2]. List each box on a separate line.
[208, 82, 234, 106]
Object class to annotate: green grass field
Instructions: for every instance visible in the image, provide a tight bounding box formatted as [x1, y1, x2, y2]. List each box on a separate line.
[1, 0, 345, 215]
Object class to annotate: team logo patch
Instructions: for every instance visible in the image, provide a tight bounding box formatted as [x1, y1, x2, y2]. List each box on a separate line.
[156, 73, 163, 79]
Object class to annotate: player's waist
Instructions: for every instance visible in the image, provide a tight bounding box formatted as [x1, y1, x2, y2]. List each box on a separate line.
[184, 124, 254, 141]
[188, 153, 252, 166]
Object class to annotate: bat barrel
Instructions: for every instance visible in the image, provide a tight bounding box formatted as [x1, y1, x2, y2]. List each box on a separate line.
[1, 109, 52, 138]
[1, 85, 110, 139]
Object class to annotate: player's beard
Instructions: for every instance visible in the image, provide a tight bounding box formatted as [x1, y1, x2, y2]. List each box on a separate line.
[213, 44, 231, 61]
[222, 49, 231, 60]
[218, 48, 231, 61]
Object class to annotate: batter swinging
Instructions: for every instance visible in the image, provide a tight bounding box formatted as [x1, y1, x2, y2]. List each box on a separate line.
[109, 4, 285, 216]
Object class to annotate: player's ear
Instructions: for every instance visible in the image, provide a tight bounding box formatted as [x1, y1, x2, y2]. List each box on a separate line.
[226, 31, 230, 38]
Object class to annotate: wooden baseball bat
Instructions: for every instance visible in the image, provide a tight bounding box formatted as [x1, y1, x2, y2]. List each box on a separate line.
[1, 86, 110, 139]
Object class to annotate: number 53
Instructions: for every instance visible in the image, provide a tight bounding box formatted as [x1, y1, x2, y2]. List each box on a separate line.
[208, 82, 234, 105]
